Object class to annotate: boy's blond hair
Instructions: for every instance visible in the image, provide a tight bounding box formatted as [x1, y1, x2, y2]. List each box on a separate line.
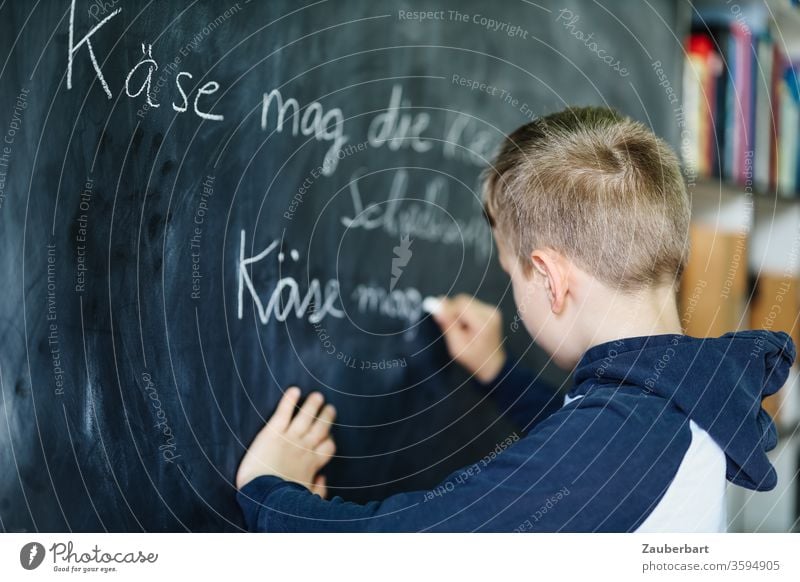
[483, 106, 690, 291]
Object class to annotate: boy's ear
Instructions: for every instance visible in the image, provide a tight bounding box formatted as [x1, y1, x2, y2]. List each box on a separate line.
[530, 249, 568, 314]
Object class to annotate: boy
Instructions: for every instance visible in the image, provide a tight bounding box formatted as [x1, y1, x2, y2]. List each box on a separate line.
[235, 106, 794, 532]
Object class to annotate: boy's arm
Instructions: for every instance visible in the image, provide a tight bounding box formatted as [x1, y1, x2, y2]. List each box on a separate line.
[474, 353, 562, 430]
[431, 295, 562, 429]
[237, 389, 683, 532]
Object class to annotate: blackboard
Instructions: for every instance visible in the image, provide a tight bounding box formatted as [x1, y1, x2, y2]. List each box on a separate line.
[0, 0, 686, 531]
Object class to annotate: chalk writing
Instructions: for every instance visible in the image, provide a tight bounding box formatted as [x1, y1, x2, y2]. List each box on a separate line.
[442, 113, 497, 167]
[260, 89, 347, 175]
[352, 284, 424, 331]
[237, 230, 344, 324]
[367, 84, 432, 153]
[341, 169, 492, 260]
[67, 0, 225, 121]
[67, 0, 119, 98]
[125, 44, 160, 108]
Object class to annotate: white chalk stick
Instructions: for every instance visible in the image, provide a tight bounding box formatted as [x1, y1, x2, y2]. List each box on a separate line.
[422, 296, 443, 315]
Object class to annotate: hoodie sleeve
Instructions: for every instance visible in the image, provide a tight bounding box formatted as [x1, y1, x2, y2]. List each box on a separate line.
[237, 387, 688, 532]
[475, 354, 562, 430]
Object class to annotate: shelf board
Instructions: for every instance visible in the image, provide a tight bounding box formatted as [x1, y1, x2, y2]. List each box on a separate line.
[691, 178, 799, 207]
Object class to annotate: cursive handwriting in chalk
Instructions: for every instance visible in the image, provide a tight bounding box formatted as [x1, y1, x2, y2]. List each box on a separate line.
[67, 0, 224, 121]
[261, 89, 348, 176]
[237, 230, 344, 324]
[367, 84, 432, 153]
[341, 169, 492, 261]
[351, 284, 424, 339]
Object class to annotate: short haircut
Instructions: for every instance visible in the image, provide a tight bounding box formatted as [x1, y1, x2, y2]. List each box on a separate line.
[483, 106, 690, 291]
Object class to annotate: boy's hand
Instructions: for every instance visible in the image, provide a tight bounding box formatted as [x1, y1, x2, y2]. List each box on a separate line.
[431, 294, 507, 383]
[236, 387, 336, 498]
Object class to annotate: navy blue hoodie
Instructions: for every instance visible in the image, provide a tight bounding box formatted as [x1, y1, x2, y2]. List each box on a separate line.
[237, 331, 794, 532]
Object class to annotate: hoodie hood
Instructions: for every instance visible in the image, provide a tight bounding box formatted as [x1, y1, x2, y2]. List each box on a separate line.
[572, 331, 796, 491]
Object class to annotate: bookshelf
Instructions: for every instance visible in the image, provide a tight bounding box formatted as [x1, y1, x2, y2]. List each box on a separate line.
[686, 177, 800, 531]
[683, 0, 800, 198]
[679, 1, 800, 531]
[685, 179, 800, 432]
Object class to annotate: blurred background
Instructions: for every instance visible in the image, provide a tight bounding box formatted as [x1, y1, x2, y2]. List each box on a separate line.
[666, 0, 800, 532]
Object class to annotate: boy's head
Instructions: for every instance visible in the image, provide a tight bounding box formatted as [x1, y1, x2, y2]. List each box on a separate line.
[483, 106, 689, 366]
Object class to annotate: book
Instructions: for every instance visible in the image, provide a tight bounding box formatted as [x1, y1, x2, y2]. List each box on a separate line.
[754, 35, 774, 192]
[778, 67, 800, 196]
[687, 4, 785, 192]
[684, 34, 724, 179]
[730, 21, 755, 186]
[769, 44, 785, 192]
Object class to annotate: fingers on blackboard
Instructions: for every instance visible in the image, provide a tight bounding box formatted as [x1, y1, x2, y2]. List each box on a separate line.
[270, 386, 301, 430]
[290, 392, 326, 435]
[306, 404, 337, 447]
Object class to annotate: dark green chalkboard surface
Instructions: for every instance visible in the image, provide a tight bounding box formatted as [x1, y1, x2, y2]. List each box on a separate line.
[0, 0, 686, 531]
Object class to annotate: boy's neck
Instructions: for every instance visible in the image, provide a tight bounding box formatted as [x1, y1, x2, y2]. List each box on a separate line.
[580, 283, 683, 354]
